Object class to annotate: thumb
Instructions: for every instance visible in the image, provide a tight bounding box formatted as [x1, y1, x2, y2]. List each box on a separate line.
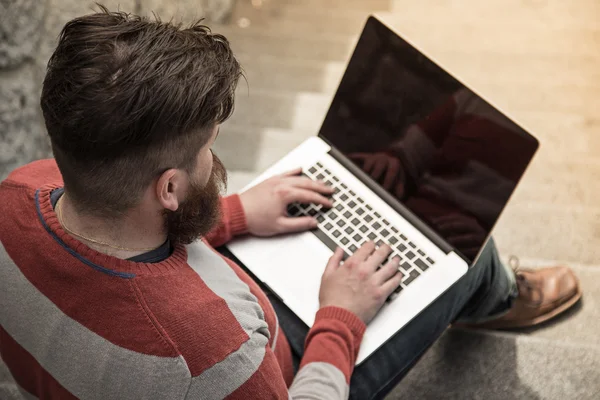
[277, 216, 319, 233]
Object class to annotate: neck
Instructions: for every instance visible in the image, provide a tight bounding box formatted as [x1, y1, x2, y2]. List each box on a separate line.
[57, 193, 167, 260]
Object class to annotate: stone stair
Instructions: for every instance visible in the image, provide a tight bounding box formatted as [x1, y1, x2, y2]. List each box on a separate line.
[210, 1, 600, 398]
[1, 0, 598, 398]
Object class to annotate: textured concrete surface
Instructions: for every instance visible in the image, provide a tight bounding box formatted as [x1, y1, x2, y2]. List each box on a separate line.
[0, 0, 234, 180]
[217, 1, 600, 399]
[1, 0, 599, 399]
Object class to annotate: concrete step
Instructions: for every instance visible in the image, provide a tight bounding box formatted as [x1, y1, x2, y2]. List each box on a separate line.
[493, 205, 600, 264]
[214, 24, 355, 62]
[227, 85, 598, 145]
[387, 328, 600, 399]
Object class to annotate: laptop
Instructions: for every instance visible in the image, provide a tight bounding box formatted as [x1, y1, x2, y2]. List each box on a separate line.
[227, 16, 539, 365]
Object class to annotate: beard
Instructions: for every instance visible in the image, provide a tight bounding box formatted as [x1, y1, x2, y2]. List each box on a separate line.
[164, 153, 228, 245]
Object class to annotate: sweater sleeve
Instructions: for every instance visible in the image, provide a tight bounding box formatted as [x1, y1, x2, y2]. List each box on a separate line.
[184, 306, 364, 400]
[289, 306, 365, 399]
[204, 195, 248, 247]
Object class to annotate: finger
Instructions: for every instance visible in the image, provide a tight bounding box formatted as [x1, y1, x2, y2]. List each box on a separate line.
[348, 153, 368, 161]
[446, 234, 481, 248]
[374, 256, 401, 284]
[281, 167, 303, 177]
[365, 244, 393, 271]
[363, 157, 376, 174]
[285, 177, 335, 195]
[382, 158, 401, 189]
[431, 214, 462, 224]
[288, 189, 333, 208]
[437, 221, 477, 235]
[277, 216, 319, 233]
[394, 182, 405, 199]
[350, 241, 376, 262]
[380, 271, 404, 296]
[324, 247, 345, 276]
[369, 159, 388, 181]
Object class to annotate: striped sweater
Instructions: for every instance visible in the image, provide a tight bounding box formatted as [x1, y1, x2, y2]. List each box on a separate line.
[0, 160, 365, 399]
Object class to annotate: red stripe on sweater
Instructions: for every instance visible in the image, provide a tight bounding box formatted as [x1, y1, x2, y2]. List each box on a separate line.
[0, 185, 177, 358]
[134, 267, 250, 377]
[220, 255, 295, 385]
[225, 348, 290, 399]
[0, 326, 76, 400]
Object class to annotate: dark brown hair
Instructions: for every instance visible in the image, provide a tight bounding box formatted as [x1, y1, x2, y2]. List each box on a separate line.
[41, 4, 241, 217]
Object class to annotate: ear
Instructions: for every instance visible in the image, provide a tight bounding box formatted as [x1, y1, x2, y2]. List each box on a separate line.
[155, 169, 185, 211]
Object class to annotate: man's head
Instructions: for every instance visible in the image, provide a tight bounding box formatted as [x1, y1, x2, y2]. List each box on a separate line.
[41, 5, 241, 244]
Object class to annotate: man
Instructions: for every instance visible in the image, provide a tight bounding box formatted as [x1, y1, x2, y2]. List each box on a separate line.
[0, 7, 581, 400]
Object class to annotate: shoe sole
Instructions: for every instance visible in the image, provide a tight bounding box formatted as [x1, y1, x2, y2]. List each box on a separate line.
[457, 287, 583, 330]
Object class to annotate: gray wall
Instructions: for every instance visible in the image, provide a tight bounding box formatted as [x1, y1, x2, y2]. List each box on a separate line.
[0, 0, 234, 179]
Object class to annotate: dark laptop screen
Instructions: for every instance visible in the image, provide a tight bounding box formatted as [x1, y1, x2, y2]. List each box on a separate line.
[318, 17, 538, 263]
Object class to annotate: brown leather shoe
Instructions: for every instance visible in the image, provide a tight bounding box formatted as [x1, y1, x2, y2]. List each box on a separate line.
[459, 266, 582, 330]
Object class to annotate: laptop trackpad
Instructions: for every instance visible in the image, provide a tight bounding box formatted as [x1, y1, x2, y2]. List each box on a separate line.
[252, 232, 332, 327]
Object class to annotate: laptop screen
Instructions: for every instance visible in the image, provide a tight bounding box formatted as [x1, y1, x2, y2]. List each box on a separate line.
[318, 16, 538, 264]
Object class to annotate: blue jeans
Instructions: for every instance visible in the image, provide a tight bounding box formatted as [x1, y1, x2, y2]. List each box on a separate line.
[220, 238, 517, 400]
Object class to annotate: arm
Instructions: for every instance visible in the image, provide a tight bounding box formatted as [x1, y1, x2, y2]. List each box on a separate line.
[184, 307, 364, 399]
[204, 195, 248, 248]
[289, 307, 365, 399]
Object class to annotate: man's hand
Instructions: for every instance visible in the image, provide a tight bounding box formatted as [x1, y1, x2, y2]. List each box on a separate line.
[319, 243, 403, 324]
[431, 213, 487, 259]
[349, 152, 406, 199]
[239, 168, 334, 237]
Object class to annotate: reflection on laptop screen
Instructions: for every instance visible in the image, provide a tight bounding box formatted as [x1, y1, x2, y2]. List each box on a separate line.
[318, 16, 538, 263]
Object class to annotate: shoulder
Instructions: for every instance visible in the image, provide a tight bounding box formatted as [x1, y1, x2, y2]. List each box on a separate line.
[2, 159, 63, 190]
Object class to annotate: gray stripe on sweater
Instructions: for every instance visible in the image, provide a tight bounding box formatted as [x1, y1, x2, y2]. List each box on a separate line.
[289, 362, 349, 399]
[0, 245, 191, 400]
[184, 242, 271, 398]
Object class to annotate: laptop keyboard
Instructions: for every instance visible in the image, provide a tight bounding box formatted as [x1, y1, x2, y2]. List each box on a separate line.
[287, 162, 436, 298]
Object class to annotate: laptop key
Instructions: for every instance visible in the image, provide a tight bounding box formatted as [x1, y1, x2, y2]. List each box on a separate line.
[337, 220, 346, 227]
[364, 215, 373, 223]
[405, 251, 415, 260]
[353, 234, 362, 242]
[332, 230, 341, 238]
[341, 237, 349, 245]
[316, 214, 325, 223]
[348, 200, 357, 208]
[397, 243, 407, 252]
[368, 232, 377, 240]
[308, 166, 317, 174]
[340, 193, 349, 201]
[415, 258, 429, 271]
[343, 210, 352, 218]
[335, 204, 343, 211]
[324, 222, 333, 230]
[389, 237, 398, 244]
[351, 218, 360, 226]
[345, 226, 354, 234]
[426, 257, 435, 265]
[417, 249, 426, 257]
[400, 262, 412, 273]
[408, 242, 416, 249]
[403, 270, 420, 285]
[359, 225, 368, 233]
[381, 229, 389, 237]
[356, 208, 365, 215]
[372, 222, 381, 230]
